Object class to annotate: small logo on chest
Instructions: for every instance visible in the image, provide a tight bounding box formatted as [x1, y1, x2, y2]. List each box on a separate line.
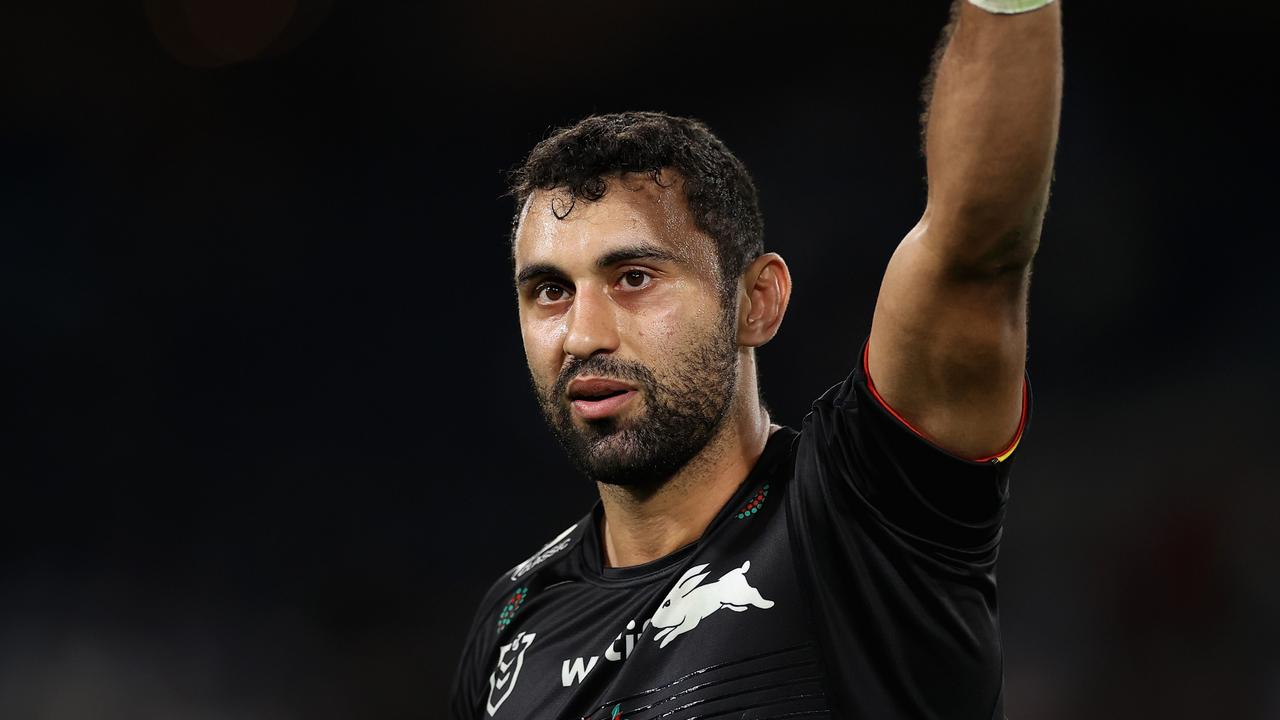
[651, 561, 774, 648]
[486, 631, 535, 716]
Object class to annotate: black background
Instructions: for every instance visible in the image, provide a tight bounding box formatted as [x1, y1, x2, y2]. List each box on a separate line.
[4, 1, 1278, 718]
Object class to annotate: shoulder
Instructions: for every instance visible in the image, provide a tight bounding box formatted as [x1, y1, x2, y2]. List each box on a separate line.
[467, 516, 592, 626]
[505, 518, 588, 584]
[451, 516, 593, 705]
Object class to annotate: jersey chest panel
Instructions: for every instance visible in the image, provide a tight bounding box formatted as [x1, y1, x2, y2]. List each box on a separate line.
[481, 483, 830, 719]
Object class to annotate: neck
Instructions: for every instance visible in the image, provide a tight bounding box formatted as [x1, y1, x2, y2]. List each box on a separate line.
[597, 365, 777, 568]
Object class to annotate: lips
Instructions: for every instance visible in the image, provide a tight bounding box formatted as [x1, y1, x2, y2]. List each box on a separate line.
[567, 378, 638, 420]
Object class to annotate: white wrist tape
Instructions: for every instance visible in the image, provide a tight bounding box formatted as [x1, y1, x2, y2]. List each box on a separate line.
[967, 0, 1055, 14]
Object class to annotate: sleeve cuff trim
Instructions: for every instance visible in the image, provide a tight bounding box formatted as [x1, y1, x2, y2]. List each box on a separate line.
[861, 342, 1028, 464]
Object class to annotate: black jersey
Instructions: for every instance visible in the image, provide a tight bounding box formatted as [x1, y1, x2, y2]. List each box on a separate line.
[449, 345, 1029, 719]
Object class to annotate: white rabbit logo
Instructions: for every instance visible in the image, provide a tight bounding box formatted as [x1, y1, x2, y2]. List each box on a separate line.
[650, 561, 774, 648]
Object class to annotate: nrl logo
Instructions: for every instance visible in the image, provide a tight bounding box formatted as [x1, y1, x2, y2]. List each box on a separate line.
[651, 561, 774, 648]
[486, 631, 535, 716]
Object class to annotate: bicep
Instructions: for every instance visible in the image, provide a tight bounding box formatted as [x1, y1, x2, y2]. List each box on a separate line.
[866, 219, 1029, 460]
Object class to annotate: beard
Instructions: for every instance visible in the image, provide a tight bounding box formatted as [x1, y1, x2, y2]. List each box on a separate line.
[534, 311, 739, 488]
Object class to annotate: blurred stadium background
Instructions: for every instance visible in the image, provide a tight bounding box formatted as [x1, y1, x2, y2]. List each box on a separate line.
[3, 1, 1277, 717]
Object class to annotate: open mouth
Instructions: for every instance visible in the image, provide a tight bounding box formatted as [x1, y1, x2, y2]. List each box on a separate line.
[567, 378, 638, 420]
[576, 388, 628, 401]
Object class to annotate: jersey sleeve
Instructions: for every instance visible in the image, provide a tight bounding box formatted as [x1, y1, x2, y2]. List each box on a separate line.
[797, 338, 1029, 553]
[784, 338, 1031, 718]
[447, 577, 509, 720]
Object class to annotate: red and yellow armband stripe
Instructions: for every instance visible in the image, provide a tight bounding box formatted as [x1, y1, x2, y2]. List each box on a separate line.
[862, 343, 1028, 464]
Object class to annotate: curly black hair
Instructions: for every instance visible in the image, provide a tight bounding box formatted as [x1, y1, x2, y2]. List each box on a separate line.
[508, 112, 764, 300]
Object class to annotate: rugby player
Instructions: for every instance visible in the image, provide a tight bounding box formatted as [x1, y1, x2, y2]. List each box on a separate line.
[450, 1, 1061, 716]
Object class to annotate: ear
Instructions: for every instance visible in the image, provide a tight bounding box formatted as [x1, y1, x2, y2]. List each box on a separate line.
[737, 252, 792, 348]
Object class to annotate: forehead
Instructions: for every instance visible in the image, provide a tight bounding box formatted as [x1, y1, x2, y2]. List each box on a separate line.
[513, 174, 715, 273]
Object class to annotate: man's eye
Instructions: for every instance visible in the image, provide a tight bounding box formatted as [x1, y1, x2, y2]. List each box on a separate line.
[620, 270, 651, 289]
[536, 284, 569, 303]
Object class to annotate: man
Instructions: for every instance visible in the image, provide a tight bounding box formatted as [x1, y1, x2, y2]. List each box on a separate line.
[450, 1, 1061, 717]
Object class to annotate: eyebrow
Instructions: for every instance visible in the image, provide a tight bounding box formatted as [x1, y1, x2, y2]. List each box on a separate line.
[514, 243, 681, 288]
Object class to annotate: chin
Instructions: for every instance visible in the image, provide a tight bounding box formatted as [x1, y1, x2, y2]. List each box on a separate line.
[581, 434, 699, 488]
[584, 460, 672, 489]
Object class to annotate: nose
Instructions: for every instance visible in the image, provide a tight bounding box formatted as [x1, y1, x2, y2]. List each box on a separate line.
[562, 285, 620, 360]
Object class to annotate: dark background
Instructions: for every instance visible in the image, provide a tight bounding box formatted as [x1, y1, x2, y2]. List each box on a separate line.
[4, 1, 1277, 718]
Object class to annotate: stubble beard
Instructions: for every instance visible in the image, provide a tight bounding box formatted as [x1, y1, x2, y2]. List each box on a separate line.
[535, 312, 739, 489]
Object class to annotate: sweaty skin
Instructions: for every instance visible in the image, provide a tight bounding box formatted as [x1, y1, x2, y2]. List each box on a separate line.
[867, 2, 1062, 458]
[513, 173, 791, 568]
[510, 2, 1061, 567]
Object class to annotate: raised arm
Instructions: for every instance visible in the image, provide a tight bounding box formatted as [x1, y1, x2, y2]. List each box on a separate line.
[866, 0, 1062, 460]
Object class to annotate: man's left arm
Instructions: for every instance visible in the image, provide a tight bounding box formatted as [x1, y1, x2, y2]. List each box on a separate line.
[867, 0, 1062, 460]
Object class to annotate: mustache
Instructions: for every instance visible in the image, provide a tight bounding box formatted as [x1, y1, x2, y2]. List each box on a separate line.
[551, 355, 657, 402]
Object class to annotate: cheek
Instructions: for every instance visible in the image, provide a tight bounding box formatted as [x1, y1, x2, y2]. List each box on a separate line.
[630, 292, 714, 352]
[521, 315, 567, 376]
[653, 308, 684, 343]
[669, 281, 725, 334]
